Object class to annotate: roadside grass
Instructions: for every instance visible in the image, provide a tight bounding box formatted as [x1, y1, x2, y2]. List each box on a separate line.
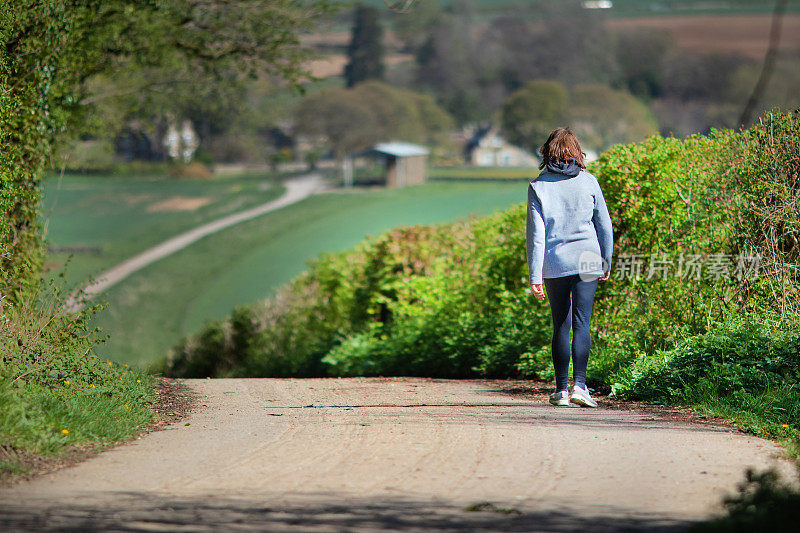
[0, 369, 155, 468]
[645, 387, 800, 463]
[0, 375, 155, 479]
[84, 181, 525, 367]
[608, 316, 800, 462]
[699, 394, 800, 460]
[0, 278, 157, 481]
[40, 170, 287, 288]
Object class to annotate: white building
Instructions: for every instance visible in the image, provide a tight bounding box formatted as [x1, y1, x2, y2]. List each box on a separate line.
[464, 126, 539, 167]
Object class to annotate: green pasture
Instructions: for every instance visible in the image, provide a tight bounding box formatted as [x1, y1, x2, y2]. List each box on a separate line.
[428, 166, 535, 181]
[84, 181, 526, 367]
[41, 171, 286, 288]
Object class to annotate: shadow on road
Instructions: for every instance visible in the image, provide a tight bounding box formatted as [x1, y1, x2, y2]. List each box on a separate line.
[0, 493, 696, 532]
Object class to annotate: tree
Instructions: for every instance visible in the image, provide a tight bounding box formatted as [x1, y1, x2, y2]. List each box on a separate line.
[344, 4, 385, 88]
[501, 80, 569, 152]
[569, 84, 658, 152]
[294, 81, 452, 159]
[1, 0, 333, 302]
[391, 0, 442, 52]
[532, 0, 617, 86]
[614, 28, 674, 98]
[414, 3, 500, 125]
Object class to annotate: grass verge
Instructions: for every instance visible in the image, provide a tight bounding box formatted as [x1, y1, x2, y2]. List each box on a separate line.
[0, 277, 158, 484]
[0, 371, 156, 482]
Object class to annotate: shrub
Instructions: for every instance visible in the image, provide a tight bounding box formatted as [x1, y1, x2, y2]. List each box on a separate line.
[161, 111, 800, 419]
[612, 316, 800, 446]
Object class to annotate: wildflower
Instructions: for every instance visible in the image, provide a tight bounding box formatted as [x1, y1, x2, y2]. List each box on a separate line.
[125, 404, 131, 410]
[63, 380, 70, 385]
[61, 429, 69, 435]
[124, 364, 128, 368]
[782, 424, 789, 428]
[90, 384, 95, 388]
[137, 379, 141, 383]
[108, 361, 112, 366]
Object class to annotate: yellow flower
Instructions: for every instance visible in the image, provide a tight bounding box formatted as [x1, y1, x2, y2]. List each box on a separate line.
[124, 364, 128, 368]
[782, 424, 789, 428]
[90, 384, 95, 388]
[137, 379, 141, 383]
[63, 380, 70, 385]
[125, 404, 131, 410]
[61, 429, 69, 435]
[108, 361, 112, 366]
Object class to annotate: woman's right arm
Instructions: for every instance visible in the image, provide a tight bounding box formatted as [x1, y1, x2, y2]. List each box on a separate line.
[526, 184, 546, 292]
[592, 178, 614, 276]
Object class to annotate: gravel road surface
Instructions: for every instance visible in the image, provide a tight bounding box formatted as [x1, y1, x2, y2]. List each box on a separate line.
[1, 378, 794, 532]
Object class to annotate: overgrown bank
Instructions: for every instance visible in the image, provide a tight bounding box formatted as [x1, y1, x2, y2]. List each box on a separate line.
[0, 3, 156, 478]
[159, 110, 800, 455]
[0, 279, 155, 479]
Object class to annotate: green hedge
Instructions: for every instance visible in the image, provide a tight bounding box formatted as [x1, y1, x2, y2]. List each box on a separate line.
[158, 110, 800, 463]
[160, 111, 800, 386]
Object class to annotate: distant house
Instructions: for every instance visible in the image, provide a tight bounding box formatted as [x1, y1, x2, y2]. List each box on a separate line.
[366, 142, 429, 187]
[464, 126, 538, 167]
[582, 1, 613, 9]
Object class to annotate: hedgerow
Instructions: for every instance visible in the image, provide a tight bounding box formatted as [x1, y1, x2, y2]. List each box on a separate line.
[161, 110, 799, 387]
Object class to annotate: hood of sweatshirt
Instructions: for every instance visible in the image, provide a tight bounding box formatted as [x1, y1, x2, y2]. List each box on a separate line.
[546, 158, 582, 177]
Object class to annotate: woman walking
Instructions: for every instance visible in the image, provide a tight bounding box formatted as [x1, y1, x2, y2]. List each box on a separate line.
[526, 127, 613, 408]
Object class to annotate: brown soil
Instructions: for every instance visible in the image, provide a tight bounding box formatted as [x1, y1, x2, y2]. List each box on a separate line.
[608, 14, 800, 59]
[306, 52, 414, 78]
[146, 196, 213, 212]
[305, 15, 800, 63]
[144, 377, 201, 431]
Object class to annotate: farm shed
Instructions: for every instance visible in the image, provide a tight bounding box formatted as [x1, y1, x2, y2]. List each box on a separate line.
[368, 142, 429, 187]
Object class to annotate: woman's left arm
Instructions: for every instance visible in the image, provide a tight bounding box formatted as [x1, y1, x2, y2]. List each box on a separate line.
[526, 184, 547, 299]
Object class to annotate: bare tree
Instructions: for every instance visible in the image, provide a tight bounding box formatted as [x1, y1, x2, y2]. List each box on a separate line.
[739, 0, 788, 128]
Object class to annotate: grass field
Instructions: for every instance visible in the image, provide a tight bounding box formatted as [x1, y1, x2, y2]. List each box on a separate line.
[41, 172, 286, 289]
[79, 181, 526, 367]
[428, 166, 535, 181]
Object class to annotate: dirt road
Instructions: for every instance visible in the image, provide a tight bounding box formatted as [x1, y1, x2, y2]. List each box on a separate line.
[65, 173, 323, 312]
[1, 378, 794, 532]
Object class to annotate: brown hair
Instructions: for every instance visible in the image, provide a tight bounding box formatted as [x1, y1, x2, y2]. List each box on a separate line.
[538, 127, 586, 170]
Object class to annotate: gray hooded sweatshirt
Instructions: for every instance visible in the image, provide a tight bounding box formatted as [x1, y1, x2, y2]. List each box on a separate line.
[526, 169, 614, 284]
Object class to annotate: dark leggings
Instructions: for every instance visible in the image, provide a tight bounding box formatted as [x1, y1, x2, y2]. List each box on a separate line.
[543, 274, 599, 392]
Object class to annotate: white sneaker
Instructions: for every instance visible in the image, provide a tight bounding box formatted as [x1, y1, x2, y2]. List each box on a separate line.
[570, 384, 598, 408]
[549, 390, 570, 406]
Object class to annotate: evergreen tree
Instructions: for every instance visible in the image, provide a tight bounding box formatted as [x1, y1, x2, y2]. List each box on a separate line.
[344, 4, 385, 88]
